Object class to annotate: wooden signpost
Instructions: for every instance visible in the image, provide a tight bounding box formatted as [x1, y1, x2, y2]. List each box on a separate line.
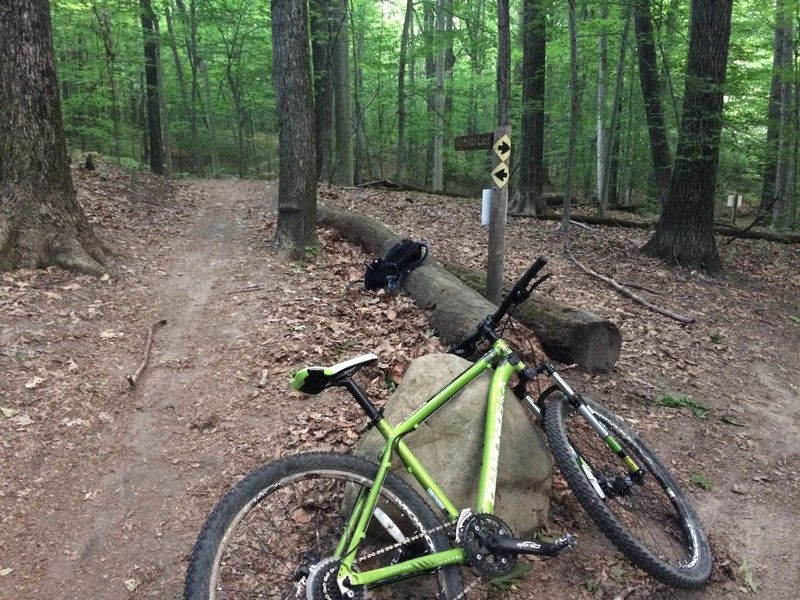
[455, 128, 511, 303]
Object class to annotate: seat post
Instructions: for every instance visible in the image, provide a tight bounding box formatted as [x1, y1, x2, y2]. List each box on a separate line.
[339, 376, 383, 424]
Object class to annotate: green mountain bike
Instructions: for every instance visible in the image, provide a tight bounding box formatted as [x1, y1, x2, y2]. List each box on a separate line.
[184, 257, 712, 599]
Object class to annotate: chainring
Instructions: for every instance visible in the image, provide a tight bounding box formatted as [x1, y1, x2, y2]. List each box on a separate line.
[460, 514, 517, 578]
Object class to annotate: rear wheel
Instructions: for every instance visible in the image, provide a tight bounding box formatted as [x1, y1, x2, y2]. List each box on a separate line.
[184, 452, 463, 599]
[544, 393, 712, 589]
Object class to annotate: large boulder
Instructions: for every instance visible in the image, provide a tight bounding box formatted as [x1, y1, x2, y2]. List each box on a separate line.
[356, 354, 552, 535]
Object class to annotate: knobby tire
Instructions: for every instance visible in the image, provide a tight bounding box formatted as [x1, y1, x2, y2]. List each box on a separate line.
[543, 393, 712, 589]
[184, 452, 463, 600]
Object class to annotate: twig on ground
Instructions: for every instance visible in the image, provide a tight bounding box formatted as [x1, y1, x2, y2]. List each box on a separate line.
[127, 319, 167, 387]
[566, 248, 694, 324]
[226, 284, 264, 294]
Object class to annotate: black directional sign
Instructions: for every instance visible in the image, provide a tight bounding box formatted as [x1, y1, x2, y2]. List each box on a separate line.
[454, 132, 494, 151]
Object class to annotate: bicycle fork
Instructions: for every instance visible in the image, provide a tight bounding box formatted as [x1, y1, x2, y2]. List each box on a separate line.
[531, 365, 646, 499]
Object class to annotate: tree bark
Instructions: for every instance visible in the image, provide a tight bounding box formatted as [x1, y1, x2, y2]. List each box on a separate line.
[759, 0, 785, 215]
[0, 0, 107, 274]
[332, 0, 354, 186]
[318, 206, 620, 373]
[633, 0, 672, 209]
[562, 0, 580, 233]
[395, 0, 413, 182]
[517, 0, 551, 216]
[271, 0, 318, 257]
[310, 0, 335, 182]
[641, 0, 732, 272]
[140, 0, 163, 174]
[596, 0, 609, 215]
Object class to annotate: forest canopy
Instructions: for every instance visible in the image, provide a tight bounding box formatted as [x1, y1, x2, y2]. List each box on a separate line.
[48, 0, 797, 229]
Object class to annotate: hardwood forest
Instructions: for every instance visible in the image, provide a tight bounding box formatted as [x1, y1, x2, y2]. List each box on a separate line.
[1, 1, 799, 600]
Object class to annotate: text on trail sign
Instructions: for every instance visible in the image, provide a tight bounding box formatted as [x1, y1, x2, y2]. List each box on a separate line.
[454, 132, 494, 151]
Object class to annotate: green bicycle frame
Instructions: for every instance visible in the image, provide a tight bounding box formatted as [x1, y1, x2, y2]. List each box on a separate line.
[335, 338, 525, 588]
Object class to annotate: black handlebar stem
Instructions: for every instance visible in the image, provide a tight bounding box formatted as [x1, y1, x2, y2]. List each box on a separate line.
[449, 257, 549, 357]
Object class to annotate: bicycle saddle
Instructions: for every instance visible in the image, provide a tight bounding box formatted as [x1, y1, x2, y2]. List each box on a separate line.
[292, 353, 379, 395]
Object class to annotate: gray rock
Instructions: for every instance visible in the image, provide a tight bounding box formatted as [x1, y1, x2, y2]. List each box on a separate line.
[356, 353, 552, 535]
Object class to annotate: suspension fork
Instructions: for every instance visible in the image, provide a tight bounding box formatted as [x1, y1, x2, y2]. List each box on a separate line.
[539, 365, 643, 478]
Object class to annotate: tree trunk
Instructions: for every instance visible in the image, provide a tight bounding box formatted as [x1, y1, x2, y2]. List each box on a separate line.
[562, 0, 580, 233]
[171, 0, 204, 176]
[487, 2, 511, 303]
[92, 5, 121, 163]
[634, 0, 672, 209]
[395, 0, 413, 182]
[431, 0, 446, 192]
[310, 0, 335, 182]
[140, 0, 163, 174]
[318, 206, 620, 373]
[772, 0, 794, 230]
[198, 58, 220, 176]
[0, 0, 106, 274]
[596, 0, 609, 215]
[517, 0, 551, 216]
[641, 0, 733, 272]
[600, 4, 632, 213]
[332, 0, 354, 186]
[271, 0, 318, 256]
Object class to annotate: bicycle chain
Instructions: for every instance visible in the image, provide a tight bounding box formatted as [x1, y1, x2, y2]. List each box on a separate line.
[316, 519, 484, 600]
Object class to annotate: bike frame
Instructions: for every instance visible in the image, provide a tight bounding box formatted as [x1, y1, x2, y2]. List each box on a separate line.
[334, 337, 644, 590]
[335, 338, 525, 587]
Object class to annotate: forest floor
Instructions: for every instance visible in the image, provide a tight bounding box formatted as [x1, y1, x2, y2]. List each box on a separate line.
[1, 163, 798, 600]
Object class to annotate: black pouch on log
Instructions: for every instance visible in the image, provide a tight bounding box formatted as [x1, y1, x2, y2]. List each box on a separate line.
[364, 239, 429, 291]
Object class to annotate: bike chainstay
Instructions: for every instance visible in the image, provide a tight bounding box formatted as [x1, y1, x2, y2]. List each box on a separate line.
[342, 518, 485, 599]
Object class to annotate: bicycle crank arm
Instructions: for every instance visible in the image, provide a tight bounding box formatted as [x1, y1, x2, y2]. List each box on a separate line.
[487, 533, 576, 556]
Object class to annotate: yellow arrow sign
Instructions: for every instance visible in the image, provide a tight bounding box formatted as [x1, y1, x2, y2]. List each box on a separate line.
[491, 162, 509, 188]
[493, 134, 511, 162]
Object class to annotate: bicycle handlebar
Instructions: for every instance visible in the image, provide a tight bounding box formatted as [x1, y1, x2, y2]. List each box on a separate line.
[449, 256, 548, 357]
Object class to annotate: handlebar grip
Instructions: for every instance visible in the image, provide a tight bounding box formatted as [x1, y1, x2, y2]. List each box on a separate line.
[514, 256, 548, 292]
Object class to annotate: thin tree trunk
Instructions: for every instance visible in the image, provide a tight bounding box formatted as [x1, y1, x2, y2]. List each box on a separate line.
[310, 0, 334, 182]
[92, 5, 121, 163]
[332, 0, 354, 185]
[140, 0, 163, 174]
[562, 0, 580, 233]
[432, 0, 445, 191]
[772, 0, 794, 229]
[171, 0, 204, 176]
[633, 0, 672, 209]
[395, 0, 413, 182]
[600, 3, 632, 214]
[596, 0, 608, 214]
[156, 16, 172, 176]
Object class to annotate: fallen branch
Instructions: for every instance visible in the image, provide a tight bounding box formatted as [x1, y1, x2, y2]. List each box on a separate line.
[226, 284, 264, 294]
[566, 249, 694, 324]
[127, 319, 167, 387]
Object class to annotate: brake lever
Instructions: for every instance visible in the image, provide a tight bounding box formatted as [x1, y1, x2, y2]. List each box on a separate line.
[529, 273, 552, 292]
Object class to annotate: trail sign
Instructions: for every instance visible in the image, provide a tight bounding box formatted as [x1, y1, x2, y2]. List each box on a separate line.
[493, 135, 511, 162]
[491, 162, 509, 188]
[454, 132, 494, 151]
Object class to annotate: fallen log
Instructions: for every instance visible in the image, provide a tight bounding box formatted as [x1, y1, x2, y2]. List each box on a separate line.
[443, 262, 621, 374]
[318, 205, 620, 373]
[514, 212, 800, 243]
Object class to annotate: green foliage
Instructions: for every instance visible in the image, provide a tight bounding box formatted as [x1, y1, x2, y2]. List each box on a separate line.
[708, 331, 725, 344]
[656, 392, 711, 419]
[740, 558, 760, 592]
[689, 472, 713, 491]
[45, 0, 796, 213]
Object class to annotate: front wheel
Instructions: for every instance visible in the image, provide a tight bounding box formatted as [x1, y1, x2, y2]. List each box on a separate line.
[543, 393, 712, 589]
[184, 452, 463, 599]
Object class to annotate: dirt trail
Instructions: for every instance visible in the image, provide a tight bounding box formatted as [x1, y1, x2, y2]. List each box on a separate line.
[1, 178, 798, 600]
